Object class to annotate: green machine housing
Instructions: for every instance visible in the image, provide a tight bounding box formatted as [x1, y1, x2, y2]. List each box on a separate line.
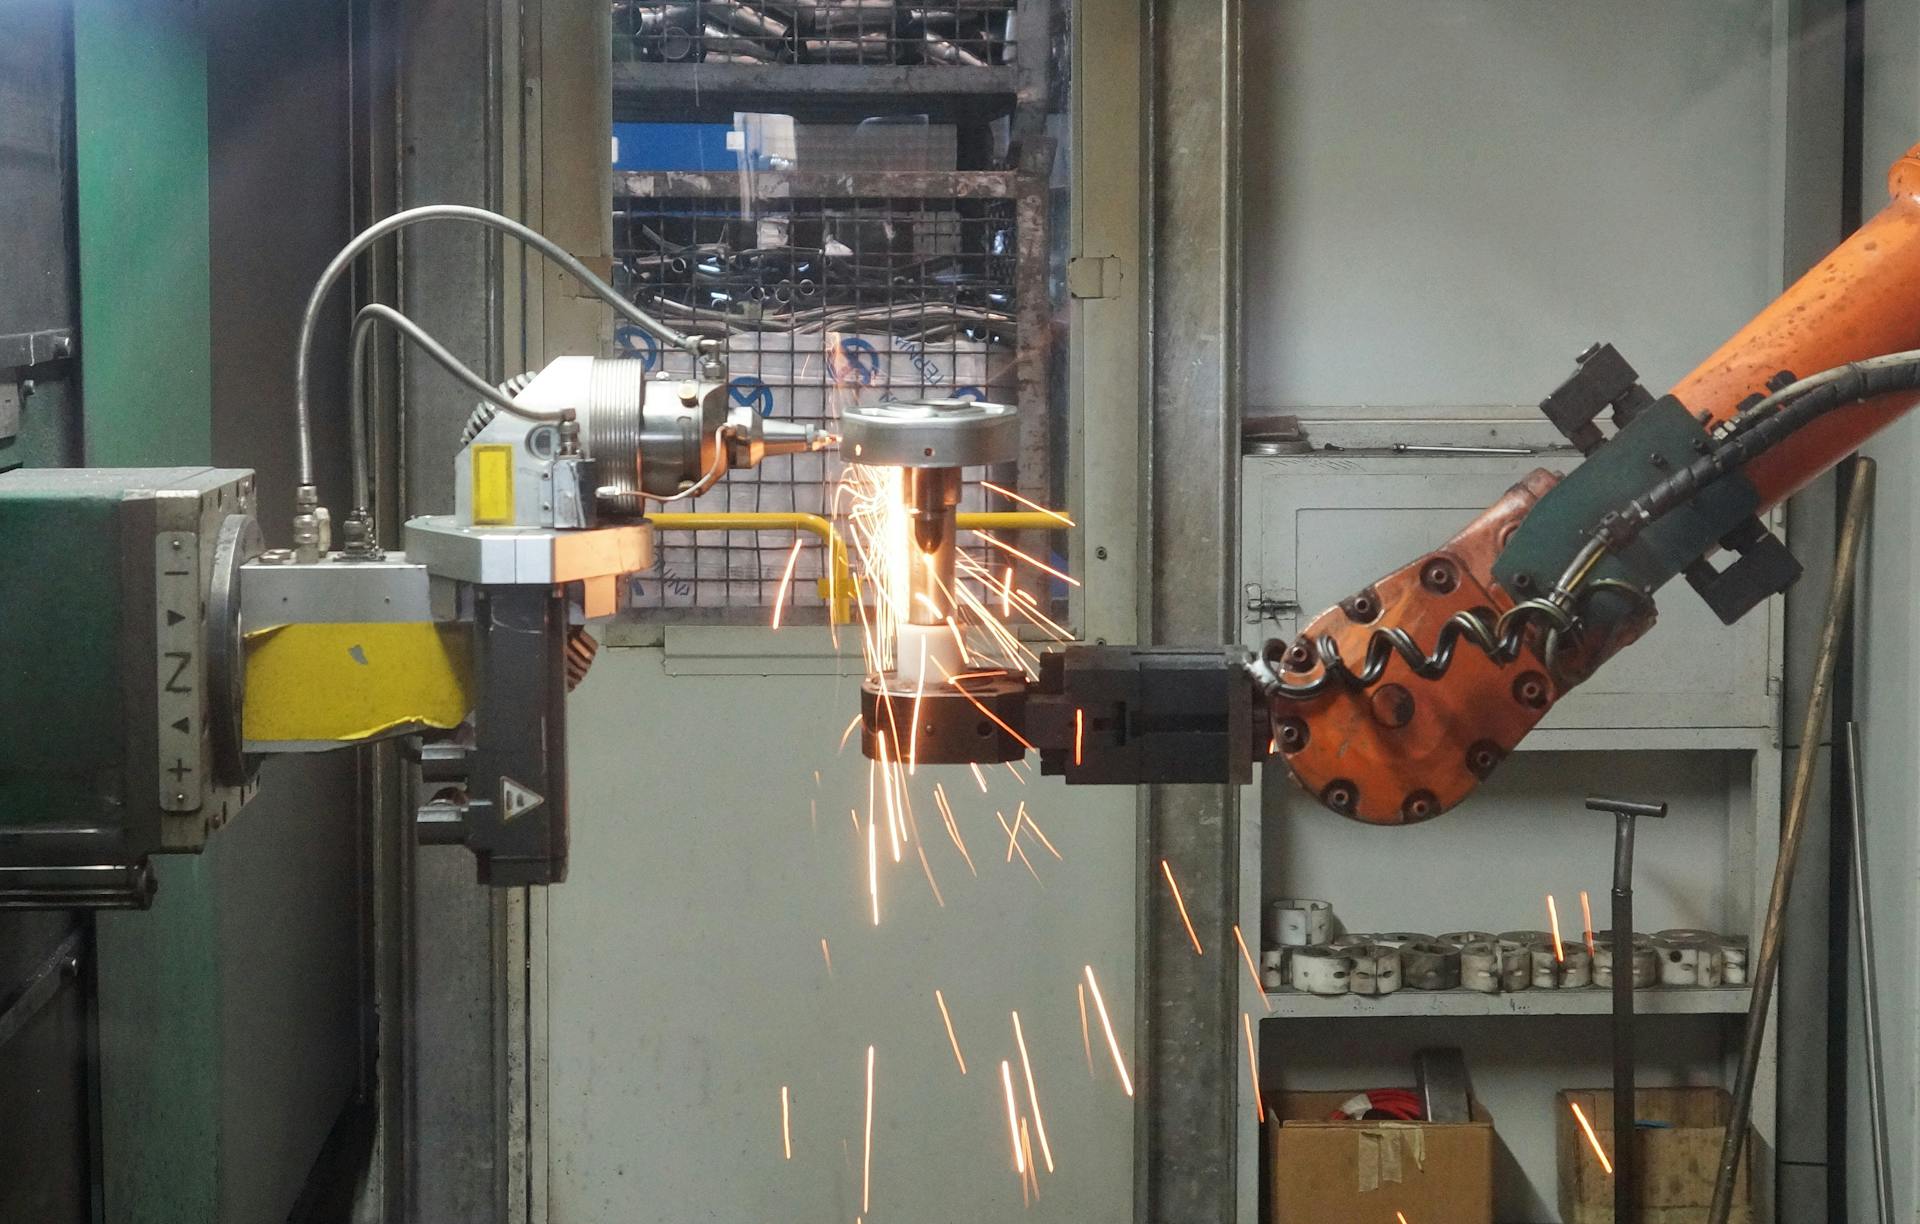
[0, 468, 262, 907]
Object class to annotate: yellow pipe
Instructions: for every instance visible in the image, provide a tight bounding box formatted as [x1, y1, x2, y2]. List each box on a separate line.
[646, 510, 1068, 625]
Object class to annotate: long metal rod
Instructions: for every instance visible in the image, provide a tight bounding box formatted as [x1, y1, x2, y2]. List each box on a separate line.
[1843, 719, 1895, 1224]
[1709, 457, 1876, 1224]
[1612, 818, 1638, 1222]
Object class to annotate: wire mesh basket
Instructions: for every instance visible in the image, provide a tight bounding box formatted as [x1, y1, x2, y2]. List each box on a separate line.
[613, 1, 1017, 68]
[612, 169, 1055, 619]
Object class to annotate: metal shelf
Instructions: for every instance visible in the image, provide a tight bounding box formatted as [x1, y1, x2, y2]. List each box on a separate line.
[612, 61, 1025, 123]
[615, 166, 1032, 201]
[1262, 986, 1752, 1019]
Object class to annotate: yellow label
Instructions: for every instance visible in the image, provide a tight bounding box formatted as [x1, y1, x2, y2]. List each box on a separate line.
[471, 444, 515, 524]
[243, 622, 473, 745]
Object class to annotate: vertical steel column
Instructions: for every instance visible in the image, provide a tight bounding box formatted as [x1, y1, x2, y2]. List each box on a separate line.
[1137, 2, 1242, 1222]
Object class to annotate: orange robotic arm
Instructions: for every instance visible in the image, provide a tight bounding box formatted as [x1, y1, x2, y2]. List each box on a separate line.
[1266, 142, 1920, 824]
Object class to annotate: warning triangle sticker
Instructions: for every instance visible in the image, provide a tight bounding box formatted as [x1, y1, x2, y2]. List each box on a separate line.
[500, 776, 544, 822]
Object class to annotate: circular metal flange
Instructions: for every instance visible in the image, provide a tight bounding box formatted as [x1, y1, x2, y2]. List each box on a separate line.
[839, 399, 1019, 468]
[208, 513, 264, 787]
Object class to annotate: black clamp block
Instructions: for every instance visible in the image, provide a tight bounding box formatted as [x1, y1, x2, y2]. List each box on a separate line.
[1538, 342, 1658, 455]
[1683, 514, 1802, 625]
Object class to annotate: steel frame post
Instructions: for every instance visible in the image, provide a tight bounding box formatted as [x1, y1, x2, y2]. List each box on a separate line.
[1137, 1, 1243, 1221]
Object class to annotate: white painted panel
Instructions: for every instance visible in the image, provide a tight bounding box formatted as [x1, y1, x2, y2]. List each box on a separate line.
[1245, 0, 1781, 408]
[548, 646, 1135, 1222]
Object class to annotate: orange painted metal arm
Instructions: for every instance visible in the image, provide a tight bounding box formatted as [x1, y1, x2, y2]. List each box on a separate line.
[1672, 142, 1920, 506]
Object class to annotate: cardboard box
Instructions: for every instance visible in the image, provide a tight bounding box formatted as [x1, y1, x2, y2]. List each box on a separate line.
[1269, 1091, 1494, 1224]
[1557, 1087, 1751, 1223]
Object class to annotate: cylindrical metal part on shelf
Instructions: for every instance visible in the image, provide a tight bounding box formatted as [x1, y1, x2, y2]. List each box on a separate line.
[1720, 935, 1749, 985]
[1459, 941, 1501, 993]
[1260, 948, 1288, 991]
[1593, 938, 1659, 989]
[1653, 934, 1702, 986]
[1657, 928, 1727, 986]
[1347, 943, 1403, 996]
[1499, 943, 1532, 992]
[1264, 898, 1331, 948]
[1498, 929, 1552, 949]
[1326, 932, 1371, 952]
[1399, 941, 1461, 991]
[1289, 945, 1353, 997]
[1436, 930, 1497, 949]
[1370, 931, 1431, 948]
[1528, 943, 1593, 989]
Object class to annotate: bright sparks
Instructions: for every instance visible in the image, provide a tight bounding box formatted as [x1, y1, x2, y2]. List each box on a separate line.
[935, 990, 967, 1075]
[1077, 984, 1093, 1076]
[1000, 1060, 1025, 1173]
[1073, 707, 1084, 767]
[1580, 889, 1596, 957]
[971, 531, 1081, 587]
[1242, 1012, 1265, 1125]
[1084, 965, 1133, 1096]
[1161, 859, 1205, 955]
[866, 813, 880, 926]
[932, 784, 976, 876]
[1570, 1101, 1613, 1175]
[1547, 894, 1566, 962]
[1398, 1214, 1412, 1224]
[820, 937, 833, 977]
[769, 538, 805, 630]
[996, 810, 1041, 882]
[1233, 924, 1273, 1011]
[1011, 1011, 1055, 1173]
[780, 1085, 792, 1159]
[981, 479, 1074, 525]
[862, 1045, 876, 1212]
[968, 762, 988, 793]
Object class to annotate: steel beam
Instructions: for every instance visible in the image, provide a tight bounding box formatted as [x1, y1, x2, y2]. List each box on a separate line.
[1137, 1, 1243, 1222]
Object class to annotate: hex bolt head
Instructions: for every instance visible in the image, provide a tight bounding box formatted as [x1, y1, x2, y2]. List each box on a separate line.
[1340, 586, 1383, 624]
[1095, 546, 1108, 560]
[1401, 790, 1438, 821]
[1466, 740, 1503, 778]
[1284, 637, 1315, 673]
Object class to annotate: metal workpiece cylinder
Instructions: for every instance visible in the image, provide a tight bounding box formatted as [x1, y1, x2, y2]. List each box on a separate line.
[1265, 898, 1332, 948]
[1260, 948, 1289, 991]
[1399, 941, 1462, 991]
[706, 0, 790, 39]
[1498, 930, 1552, 950]
[902, 467, 961, 626]
[1289, 945, 1354, 997]
[1436, 930, 1497, 949]
[1347, 944, 1404, 996]
[1529, 944, 1594, 989]
[1369, 931, 1433, 949]
[1499, 943, 1532, 992]
[1652, 932, 1726, 987]
[1458, 941, 1502, 993]
[1593, 938, 1659, 989]
[1720, 935, 1750, 985]
[1326, 932, 1372, 952]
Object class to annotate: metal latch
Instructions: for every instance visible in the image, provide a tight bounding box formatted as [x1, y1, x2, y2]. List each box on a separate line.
[1243, 582, 1300, 624]
[1067, 256, 1123, 300]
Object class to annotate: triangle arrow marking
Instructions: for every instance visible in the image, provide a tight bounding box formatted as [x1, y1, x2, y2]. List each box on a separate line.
[500, 776, 544, 822]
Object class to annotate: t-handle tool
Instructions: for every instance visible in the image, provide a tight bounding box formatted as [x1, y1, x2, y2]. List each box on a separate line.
[1586, 794, 1668, 1222]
